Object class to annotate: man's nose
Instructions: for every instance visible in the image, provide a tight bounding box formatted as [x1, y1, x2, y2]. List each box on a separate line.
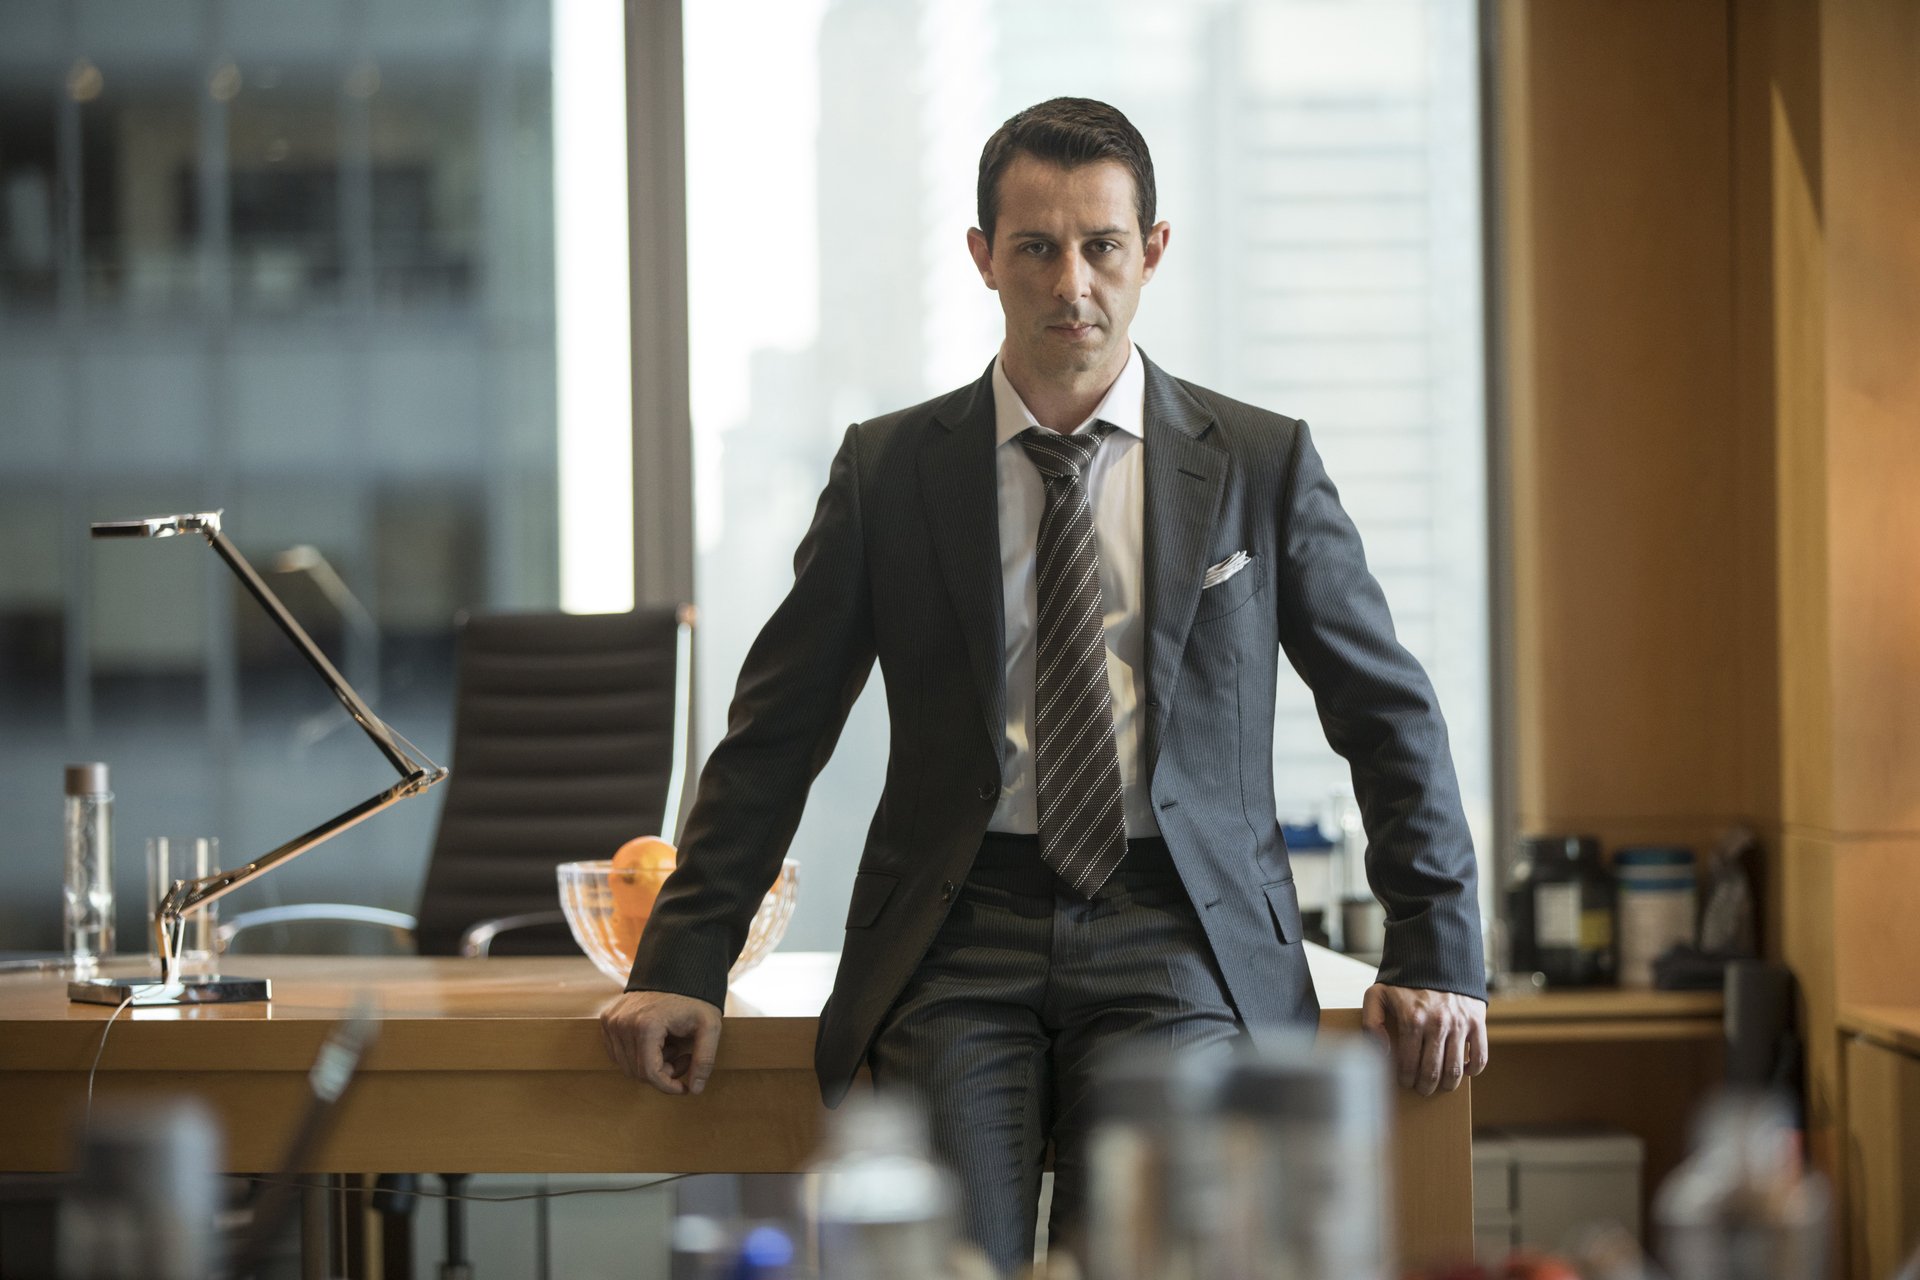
[1053, 252, 1091, 304]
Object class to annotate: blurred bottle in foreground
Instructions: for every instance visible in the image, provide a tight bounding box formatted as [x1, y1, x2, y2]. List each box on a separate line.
[1083, 1049, 1227, 1280]
[1654, 1090, 1829, 1280]
[810, 1092, 959, 1280]
[1083, 1035, 1393, 1280]
[1214, 1035, 1395, 1280]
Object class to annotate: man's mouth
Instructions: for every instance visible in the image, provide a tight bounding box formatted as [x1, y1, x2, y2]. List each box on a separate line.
[1049, 321, 1096, 339]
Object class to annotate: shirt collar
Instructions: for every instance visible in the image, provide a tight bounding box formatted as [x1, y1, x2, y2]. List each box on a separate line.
[991, 342, 1145, 448]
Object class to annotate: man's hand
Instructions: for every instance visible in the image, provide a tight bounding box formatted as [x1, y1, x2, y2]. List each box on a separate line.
[1359, 983, 1489, 1096]
[599, 990, 724, 1095]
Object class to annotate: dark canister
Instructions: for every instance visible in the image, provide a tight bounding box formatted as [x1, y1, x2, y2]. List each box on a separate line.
[1518, 834, 1614, 987]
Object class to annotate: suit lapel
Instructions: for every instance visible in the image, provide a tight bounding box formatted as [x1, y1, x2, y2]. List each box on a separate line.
[920, 363, 1007, 763]
[1141, 355, 1225, 774]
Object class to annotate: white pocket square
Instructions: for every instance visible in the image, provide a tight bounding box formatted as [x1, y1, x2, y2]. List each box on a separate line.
[1202, 551, 1251, 589]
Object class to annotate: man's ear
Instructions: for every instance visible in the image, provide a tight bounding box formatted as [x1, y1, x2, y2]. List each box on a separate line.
[966, 227, 997, 290]
[1140, 220, 1171, 283]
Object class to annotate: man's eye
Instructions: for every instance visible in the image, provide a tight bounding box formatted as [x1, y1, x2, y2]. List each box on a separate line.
[1020, 242, 1050, 256]
[1089, 240, 1119, 254]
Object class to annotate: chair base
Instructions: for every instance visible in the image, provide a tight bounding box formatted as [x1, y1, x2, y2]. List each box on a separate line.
[68, 974, 273, 1006]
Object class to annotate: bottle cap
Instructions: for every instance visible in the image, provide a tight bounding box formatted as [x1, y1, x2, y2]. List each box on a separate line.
[65, 763, 110, 796]
[1519, 833, 1601, 863]
[1217, 1035, 1388, 1130]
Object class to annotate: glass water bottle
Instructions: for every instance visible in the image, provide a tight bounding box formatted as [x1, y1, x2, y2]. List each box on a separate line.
[64, 762, 115, 970]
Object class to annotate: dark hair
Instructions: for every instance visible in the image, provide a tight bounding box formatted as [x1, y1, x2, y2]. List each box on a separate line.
[976, 97, 1156, 246]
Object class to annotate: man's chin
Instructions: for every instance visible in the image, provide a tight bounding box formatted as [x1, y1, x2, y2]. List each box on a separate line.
[1033, 337, 1112, 377]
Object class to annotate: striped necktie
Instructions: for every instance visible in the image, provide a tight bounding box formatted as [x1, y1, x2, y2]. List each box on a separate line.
[1018, 422, 1128, 898]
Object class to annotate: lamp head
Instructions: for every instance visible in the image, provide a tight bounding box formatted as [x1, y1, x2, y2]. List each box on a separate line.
[91, 511, 224, 540]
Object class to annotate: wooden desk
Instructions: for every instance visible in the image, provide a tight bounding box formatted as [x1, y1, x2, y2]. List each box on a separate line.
[0, 950, 1472, 1265]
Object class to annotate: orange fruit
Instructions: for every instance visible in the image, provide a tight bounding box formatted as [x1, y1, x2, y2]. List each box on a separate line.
[610, 910, 645, 961]
[609, 835, 677, 922]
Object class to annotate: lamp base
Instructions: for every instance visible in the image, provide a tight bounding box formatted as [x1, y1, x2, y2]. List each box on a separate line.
[68, 974, 272, 1006]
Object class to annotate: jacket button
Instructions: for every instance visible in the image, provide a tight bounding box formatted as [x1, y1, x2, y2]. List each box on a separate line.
[976, 783, 997, 801]
[941, 881, 957, 902]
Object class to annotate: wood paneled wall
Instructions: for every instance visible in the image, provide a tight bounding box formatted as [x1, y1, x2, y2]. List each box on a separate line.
[1499, 0, 1779, 859]
[1498, 0, 1920, 1244]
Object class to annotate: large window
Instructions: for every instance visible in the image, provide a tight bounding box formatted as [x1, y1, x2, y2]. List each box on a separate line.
[0, 0, 625, 949]
[685, 0, 1490, 950]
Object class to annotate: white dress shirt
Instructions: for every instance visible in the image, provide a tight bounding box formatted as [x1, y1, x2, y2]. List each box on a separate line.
[987, 343, 1159, 839]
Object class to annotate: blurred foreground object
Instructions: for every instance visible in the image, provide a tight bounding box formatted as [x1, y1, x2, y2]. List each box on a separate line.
[809, 1093, 958, 1280]
[58, 1100, 220, 1280]
[1085, 1050, 1226, 1280]
[1215, 1035, 1394, 1280]
[1654, 1090, 1829, 1280]
[1085, 1035, 1392, 1280]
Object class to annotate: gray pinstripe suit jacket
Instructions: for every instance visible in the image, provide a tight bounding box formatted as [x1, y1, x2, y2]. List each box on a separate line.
[627, 351, 1484, 1107]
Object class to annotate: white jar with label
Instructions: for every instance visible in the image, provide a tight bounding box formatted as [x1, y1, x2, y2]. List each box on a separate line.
[1614, 846, 1697, 988]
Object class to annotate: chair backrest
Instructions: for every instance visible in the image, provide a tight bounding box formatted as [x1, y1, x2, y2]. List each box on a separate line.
[413, 607, 691, 957]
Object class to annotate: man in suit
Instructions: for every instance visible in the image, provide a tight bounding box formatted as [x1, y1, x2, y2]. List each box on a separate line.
[602, 97, 1487, 1272]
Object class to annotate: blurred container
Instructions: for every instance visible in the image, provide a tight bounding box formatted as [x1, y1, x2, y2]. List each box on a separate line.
[1518, 835, 1613, 987]
[1655, 1091, 1829, 1280]
[1215, 1035, 1393, 1280]
[59, 1099, 221, 1280]
[1614, 846, 1697, 989]
[809, 1093, 956, 1280]
[1086, 1050, 1228, 1280]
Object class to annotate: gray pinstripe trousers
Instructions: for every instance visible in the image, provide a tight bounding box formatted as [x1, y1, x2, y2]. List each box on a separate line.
[867, 833, 1248, 1276]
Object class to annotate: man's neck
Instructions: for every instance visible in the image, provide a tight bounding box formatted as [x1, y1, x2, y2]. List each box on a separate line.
[998, 344, 1130, 434]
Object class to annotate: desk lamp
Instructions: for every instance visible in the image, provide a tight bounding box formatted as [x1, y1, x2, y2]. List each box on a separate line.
[69, 511, 447, 1006]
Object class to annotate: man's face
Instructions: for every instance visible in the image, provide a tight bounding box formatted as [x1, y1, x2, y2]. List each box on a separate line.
[967, 155, 1170, 384]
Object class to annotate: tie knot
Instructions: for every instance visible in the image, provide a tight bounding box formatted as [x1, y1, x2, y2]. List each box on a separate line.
[1019, 422, 1112, 483]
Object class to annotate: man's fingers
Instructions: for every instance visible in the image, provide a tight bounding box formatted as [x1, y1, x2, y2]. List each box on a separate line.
[1393, 1006, 1425, 1091]
[1437, 1020, 1468, 1093]
[641, 1018, 686, 1094]
[600, 993, 725, 1096]
[1467, 1013, 1491, 1077]
[687, 1012, 722, 1096]
[1360, 985, 1391, 1051]
[1414, 1012, 1448, 1096]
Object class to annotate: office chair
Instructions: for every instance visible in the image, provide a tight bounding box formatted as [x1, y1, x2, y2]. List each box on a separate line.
[220, 605, 694, 958]
[218, 606, 694, 1280]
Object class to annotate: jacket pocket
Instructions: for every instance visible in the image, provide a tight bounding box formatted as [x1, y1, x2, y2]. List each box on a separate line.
[1193, 557, 1265, 623]
[1262, 878, 1303, 946]
[845, 870, 899, 930]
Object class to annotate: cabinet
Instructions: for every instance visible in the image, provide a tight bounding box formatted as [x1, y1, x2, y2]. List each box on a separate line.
[1841, 1011, 1920, 1280]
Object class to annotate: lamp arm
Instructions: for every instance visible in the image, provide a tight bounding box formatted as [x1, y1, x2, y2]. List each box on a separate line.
[154, 767, 445, 981]
[201, 525, 428, 780]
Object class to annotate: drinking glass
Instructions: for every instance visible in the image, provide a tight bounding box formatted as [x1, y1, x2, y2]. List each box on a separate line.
[145, 837, 220, 972]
